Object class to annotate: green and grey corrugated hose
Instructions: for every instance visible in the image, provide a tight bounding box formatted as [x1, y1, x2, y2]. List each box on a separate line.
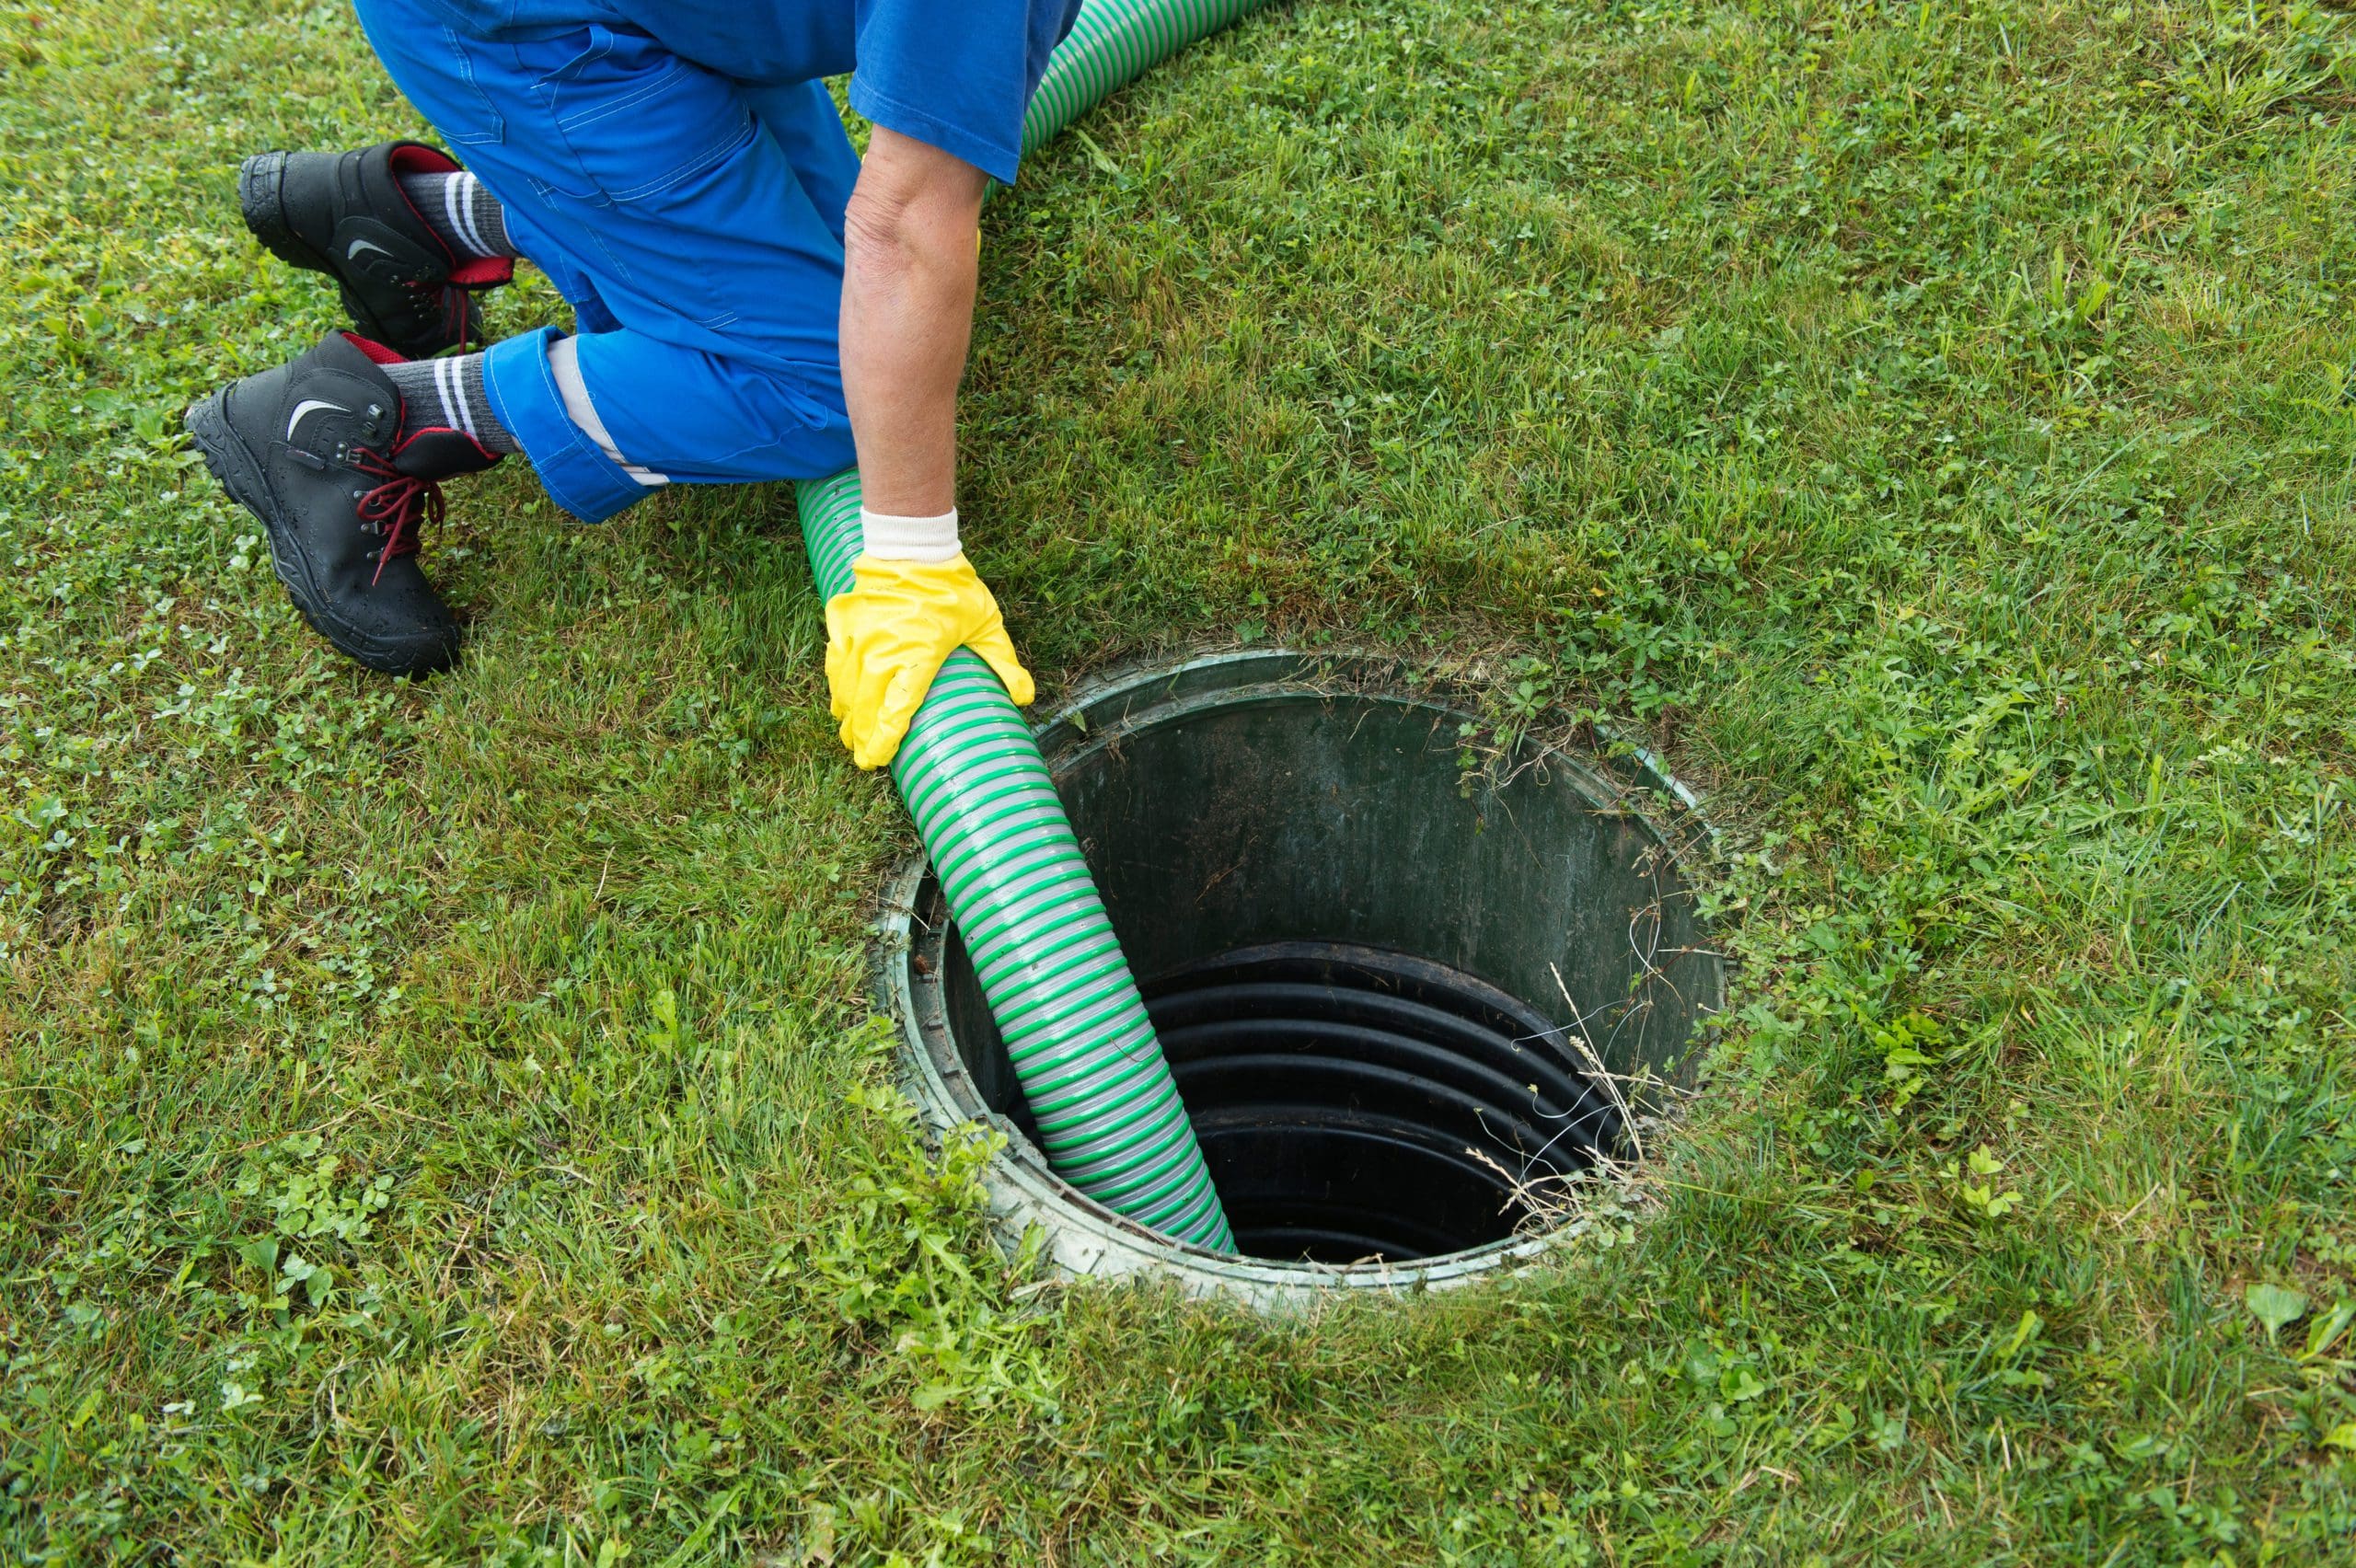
[796, 0, 1281, 1252]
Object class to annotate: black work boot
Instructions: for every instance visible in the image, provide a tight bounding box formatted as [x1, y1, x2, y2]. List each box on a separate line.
[184, 332, 502, 677]
[239, 142, 514, 360]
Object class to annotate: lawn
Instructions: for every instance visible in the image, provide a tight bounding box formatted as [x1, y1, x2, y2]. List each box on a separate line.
[6, 0, 2356, 1561]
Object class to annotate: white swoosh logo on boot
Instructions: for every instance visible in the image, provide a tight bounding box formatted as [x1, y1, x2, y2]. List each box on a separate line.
[346, 237, 395, 261]
[285, 399, 350, 441]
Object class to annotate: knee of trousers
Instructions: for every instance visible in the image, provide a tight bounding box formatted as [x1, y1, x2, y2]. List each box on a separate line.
[483, 329, 857, 524]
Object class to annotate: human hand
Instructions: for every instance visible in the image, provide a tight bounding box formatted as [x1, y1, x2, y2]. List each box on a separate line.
[824, 552, 1034, 769]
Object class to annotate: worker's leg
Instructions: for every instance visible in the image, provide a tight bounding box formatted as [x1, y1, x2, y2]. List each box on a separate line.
[352, 1, 860, 523]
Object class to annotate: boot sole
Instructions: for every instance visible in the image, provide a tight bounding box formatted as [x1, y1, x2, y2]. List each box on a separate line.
[183, 390, 457, 678]
[237, 152, 321, 274]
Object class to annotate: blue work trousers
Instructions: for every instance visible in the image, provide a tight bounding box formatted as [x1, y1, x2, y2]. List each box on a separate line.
[352, 0, 862, 523]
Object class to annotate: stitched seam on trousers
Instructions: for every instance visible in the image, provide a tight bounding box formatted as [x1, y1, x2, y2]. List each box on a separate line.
[541, 64, 754, 205]
[437, 27, 505, 145]
[555, 58, 684, 132]
[591, 117, 753, 203]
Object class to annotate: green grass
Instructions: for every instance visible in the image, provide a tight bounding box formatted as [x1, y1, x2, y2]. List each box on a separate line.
[6, 0, 2356, 1560]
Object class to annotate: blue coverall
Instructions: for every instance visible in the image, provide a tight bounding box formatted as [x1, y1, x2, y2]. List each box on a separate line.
[353, 0, 1081, 524]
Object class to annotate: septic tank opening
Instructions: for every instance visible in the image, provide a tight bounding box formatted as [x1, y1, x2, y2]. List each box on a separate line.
[879, 651, 1724, 1297]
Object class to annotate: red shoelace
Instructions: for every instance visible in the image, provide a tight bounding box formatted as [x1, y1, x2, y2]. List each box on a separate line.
[434, 282, 477, 353]
[350, 446, 445, 585]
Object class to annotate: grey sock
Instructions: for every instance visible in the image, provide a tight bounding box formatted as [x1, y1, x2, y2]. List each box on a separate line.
[395, 170, 516, 262]
[382, 353, 523, 455]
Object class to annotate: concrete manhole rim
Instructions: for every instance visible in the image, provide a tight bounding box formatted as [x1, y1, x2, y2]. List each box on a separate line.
[871, 647, 1725, 1307]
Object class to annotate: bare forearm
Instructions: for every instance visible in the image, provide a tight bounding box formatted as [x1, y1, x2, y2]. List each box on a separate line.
[820, 132, 1029, 770]
[839, 128, 987, 519]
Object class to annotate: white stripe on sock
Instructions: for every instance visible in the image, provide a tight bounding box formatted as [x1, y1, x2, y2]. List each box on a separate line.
[440, 356, 475, 439]
[454, 174, 491, 258]
[456, 360, 479, 440]
[443, 178, 478, 260]
[452, 360, 476, 439]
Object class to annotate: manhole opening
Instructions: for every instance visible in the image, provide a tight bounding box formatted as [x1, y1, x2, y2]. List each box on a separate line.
[893, 651, 1724, 1284]
[949, 934, 1623, 1262]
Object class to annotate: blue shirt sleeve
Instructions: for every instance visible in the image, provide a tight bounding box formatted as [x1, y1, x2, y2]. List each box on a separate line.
[848, 0, 1084, 184]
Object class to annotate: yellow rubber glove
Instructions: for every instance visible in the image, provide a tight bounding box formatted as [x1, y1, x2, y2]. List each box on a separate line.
[825, 552, 1034, 770]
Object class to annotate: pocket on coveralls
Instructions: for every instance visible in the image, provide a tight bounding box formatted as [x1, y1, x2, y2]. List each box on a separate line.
[532, 24, 755, 205]
[434, 26, 508, 146]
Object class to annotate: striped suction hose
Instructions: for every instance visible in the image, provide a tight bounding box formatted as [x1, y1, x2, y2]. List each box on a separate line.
[796, 0, 1281, 1251]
